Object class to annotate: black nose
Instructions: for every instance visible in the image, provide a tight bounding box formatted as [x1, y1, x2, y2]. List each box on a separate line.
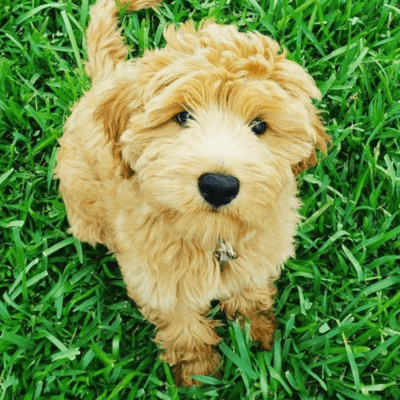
[198, 173, 240, 208]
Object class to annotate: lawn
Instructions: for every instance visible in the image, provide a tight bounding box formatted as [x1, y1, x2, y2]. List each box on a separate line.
[1, 0, 399, 399]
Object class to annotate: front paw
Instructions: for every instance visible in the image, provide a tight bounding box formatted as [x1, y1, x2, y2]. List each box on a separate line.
[173, 350, 221, 387]
[249, 310, 277, 350]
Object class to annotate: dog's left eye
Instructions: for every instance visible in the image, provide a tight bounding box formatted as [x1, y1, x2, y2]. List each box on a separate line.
[175, 111, 192, 126]
[250, 119, 268, 135]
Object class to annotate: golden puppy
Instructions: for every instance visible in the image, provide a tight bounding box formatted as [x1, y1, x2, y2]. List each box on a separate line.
[55, 0, 328, 387]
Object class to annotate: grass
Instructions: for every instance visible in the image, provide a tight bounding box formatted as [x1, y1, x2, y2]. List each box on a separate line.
[0, 0, 399, 398]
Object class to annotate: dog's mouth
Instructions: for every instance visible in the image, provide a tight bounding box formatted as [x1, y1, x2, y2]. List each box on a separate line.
[214, 238, 238, 270]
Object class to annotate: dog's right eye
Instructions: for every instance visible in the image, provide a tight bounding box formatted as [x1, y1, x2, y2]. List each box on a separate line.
[250, 119, 268, 136]
[175, 111, 192, 126]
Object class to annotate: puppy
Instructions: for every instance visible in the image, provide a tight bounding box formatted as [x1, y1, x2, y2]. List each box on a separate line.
[55, 0, 328, 387]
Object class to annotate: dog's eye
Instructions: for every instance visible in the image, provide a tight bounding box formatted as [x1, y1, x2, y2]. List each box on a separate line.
[175, 111, 192, 126]
[250, 119, 267, 135]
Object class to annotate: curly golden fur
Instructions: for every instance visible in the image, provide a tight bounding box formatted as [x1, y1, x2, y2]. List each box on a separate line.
[55, 0, 328, 387]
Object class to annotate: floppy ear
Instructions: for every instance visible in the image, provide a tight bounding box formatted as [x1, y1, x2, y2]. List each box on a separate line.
[291, 110, 328, 176]
[95, 85, 139, 179]
[271, 59, 329, 175]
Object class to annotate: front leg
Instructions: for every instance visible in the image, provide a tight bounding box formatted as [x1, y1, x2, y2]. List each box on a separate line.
[117, 249, 222, 386]
[220, 284, 277, 350]
[141, 304, 222, 387]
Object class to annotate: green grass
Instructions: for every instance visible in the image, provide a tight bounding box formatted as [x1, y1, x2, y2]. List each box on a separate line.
[1, 0, 400, 398]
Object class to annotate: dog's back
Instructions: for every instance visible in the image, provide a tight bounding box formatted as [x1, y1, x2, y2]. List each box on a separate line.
[55, 0, 163, 247]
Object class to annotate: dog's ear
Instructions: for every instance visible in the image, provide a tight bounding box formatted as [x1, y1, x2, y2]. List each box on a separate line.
[272, 59, 329, 175]
[291, 112, 328, 176]
[95, 85, 139, 179]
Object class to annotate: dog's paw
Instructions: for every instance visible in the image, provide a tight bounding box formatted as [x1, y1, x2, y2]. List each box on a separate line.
[248, 310, 277, 351]
[238, 310, 277, 351]
[173, 350, 221, 387]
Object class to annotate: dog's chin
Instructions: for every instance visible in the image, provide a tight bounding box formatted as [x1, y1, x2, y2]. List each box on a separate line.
[152, 199, 261, 249]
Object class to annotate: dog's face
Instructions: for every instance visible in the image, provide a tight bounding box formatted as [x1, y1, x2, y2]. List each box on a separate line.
[96, 21, 328, 245]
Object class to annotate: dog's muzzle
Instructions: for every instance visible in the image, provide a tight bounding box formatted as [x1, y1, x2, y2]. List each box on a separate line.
[198, 173, 239, 208]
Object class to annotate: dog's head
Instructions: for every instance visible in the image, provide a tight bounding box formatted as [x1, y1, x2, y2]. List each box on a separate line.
[95, 21, 328, 243]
